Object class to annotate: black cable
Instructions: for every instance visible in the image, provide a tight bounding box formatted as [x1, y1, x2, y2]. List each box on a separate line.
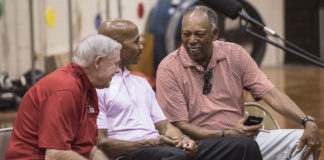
[239, 18, 324, 68]
[275, 35, 322, 62]
[239, 17, 322, 62]
[241, 26, 324, 68]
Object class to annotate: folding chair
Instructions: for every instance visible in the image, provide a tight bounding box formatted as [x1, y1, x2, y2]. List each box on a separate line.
[244, 102, 280, 130]
[0, 127, 12, 160]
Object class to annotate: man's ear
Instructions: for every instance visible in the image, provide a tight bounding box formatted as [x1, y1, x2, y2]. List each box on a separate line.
[212, 28, 219, 41]
[94, 56, 104, 69]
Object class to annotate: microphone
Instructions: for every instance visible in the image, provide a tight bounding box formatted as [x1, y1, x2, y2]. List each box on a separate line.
[200, 0, 242, 19]
[200, 0, 277, 36]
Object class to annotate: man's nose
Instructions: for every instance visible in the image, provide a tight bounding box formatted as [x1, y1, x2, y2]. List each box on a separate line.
[139, 43, 143, 50]
[188, 35, 197, 44]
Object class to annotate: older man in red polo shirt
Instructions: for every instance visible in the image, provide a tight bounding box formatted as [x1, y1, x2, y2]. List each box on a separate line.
[5, 34, 121, 160]
[156, 5, 321, 160]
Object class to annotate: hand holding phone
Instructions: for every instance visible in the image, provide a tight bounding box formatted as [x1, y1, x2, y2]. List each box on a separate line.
[244, 115, 263, 126]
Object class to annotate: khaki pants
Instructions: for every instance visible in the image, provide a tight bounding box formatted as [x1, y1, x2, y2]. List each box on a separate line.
[256, 129, 313, 160]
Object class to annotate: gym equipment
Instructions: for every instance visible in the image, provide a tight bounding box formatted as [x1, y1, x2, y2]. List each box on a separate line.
[0, 70, 45, 111]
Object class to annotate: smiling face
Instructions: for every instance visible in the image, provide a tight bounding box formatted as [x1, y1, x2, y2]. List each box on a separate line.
[181, 9, 218, 67]
[95, 50, 121, 88]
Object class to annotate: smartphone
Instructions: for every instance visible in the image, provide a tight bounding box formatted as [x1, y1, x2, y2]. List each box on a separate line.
[244, 115, 263, 126]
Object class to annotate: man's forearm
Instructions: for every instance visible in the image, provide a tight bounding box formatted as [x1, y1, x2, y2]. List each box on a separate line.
[155, 120, 183, 138]
[97, 137, 155, 159]
[45, 149, 87, 160]
[172, 120, 223, 140]
[262, 87, 305, 124]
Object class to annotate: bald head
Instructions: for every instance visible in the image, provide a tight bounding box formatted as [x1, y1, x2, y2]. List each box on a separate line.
[98, 19, 143, 67]
[98, 19, 138, 44]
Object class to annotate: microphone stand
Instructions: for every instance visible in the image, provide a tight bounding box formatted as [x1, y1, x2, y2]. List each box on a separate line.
[238, 15, 324, 68]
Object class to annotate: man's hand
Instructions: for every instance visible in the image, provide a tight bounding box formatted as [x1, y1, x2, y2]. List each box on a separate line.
[45, 149, 87, 160]
[175, 135, 198, 157]
[297, 121, 322, 160]
[227, 112, 262, 138]
[147, 135, 179, 147]
[88, 146, 109, 160]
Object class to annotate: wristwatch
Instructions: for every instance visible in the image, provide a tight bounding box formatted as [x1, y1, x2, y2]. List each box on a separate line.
[301, 115, 315, 128]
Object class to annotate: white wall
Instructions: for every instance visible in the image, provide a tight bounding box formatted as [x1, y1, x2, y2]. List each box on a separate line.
[106, 0, 157, 34]
[0, 0, 283, 79]
[248, 0, 285, 67]
[0, 0, 108, 79]
[0, 0, 31, 78]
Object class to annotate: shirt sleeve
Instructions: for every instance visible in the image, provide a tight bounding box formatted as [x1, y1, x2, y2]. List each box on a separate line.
[144, 80, 166, 123]
[156, 67, 189, 122]
[96, 88, 109, 129]
[239, 46, 274, 99]
[38, 90, 80, 150]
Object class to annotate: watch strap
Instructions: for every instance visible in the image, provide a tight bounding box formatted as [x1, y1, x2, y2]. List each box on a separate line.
[301, 116, 315, 128]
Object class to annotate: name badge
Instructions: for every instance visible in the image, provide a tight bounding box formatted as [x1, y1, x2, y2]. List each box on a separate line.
[84, 104, 95, 114]
[89, 107, 95, 114]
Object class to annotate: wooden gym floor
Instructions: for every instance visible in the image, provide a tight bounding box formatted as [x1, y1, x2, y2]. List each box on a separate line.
[0, 65, 323, 159]
[245, 65, 324, 159]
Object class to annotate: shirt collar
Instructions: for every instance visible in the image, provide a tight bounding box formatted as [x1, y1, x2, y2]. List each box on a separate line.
[69, 62, 94, 90]
[116, 67, 130, 78]
[178, 41, 226, 70]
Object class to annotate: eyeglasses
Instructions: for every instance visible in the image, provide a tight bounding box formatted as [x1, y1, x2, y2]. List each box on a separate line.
[203, 69, 212, 94]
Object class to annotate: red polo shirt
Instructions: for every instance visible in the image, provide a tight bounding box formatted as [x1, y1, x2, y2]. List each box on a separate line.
[6, 63, 99, 159]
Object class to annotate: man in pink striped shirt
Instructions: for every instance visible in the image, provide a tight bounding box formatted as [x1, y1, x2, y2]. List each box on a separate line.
[156, 5, 321, 160]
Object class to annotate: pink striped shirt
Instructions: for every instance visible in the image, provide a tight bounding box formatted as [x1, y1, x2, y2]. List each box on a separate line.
[156, 41, 274, 130]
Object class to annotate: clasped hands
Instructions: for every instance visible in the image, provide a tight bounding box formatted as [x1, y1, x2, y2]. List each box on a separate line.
[148, 135, 198, 157]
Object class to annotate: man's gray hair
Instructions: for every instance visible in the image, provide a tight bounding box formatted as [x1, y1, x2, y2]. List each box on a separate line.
[72, 34, 121, 67]
[182, 5, 218, 30]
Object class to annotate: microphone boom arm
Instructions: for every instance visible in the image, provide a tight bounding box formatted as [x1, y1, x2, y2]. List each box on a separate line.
[241, 25, 324, 68]
[238, 12, 278, 36]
